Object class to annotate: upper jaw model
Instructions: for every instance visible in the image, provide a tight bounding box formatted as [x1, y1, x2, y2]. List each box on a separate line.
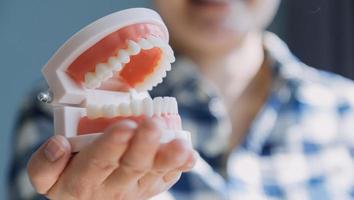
[42, 8, 190, 152]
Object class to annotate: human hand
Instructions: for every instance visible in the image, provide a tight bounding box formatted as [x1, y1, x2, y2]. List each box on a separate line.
[27, 118, 198, 200]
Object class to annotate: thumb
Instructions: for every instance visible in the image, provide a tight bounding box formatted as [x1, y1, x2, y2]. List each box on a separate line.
[27, 135, 71, 194]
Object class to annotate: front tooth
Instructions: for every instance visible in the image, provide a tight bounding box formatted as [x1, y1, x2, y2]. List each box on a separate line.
[164, 97, 173, 114]
[161, 97, 169, 114]
[171, 98, 178, 114]
[131, 100, 142, 116]
[138, 38, 153, 50]
[119, 103, 131, 116]
[142, 97, 153, 117]
[108, 57, 122, 71]
[96, 63, 113, 81]
[87, 105, 102, 119]
[127, 40, 141, 55]
[153, 97, 163, 116]
[84, 72, 101, 89]
[102, 104, 117, 118]
[118, 50, 130, 64]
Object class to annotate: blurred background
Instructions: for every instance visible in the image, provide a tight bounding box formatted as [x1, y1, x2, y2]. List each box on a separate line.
[0, 0, 352, 199]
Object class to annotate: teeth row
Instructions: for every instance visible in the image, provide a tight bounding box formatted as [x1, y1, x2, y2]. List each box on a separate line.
[84, 36, 175, 90]
[136, 57, 171, 91]
[86, 96, 178, 119]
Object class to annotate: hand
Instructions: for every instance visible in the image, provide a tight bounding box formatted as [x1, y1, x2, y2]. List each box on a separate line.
[27, 118, 198, 200]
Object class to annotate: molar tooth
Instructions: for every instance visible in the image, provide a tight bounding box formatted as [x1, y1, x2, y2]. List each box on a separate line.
[153, 97, 163, 116]
[164, 63, 172, 72]
[119, 103, 131, 116]
[163, 45, 176, 63]
[142, 97, 153, 117]
[84, 72, 101, 89]
[138, 38, 153, 50]
[108, 57, 122, 71]
[118, 50, 130, 64]
[96, 63, 113, 81]
[102, 104, 117, 118]
[127, 40, 141, 55]
[148, 36, 164, 47]
[87, 105, 102, 119]
[131, 99, 142, 116]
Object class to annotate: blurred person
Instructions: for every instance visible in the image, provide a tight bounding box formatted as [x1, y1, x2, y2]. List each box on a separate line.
[9, 0, 354, 199]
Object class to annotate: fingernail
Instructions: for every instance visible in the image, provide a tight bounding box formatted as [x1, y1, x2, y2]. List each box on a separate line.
[152, 118, 166, 129]
[163, 171, 180, 183]
[44, 136, 67, 162]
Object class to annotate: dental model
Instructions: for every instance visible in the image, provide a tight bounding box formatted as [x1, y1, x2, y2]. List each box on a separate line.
[41, 8, 190, 152]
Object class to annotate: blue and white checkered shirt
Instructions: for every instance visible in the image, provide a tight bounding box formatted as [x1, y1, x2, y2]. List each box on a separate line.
[9, 33, 354, 200]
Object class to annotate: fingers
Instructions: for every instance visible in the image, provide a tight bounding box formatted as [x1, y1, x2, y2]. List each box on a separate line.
[104, 118, 162, 187]
[59, 120, 137, 188]
[136, 139, 194, 197]
[27, 135, 71, 194]
[178, 150, 199, 172]
[154, 139, 191, 173]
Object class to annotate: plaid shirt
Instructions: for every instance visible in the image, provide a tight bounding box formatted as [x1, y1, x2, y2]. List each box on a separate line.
[8, 33, 354, 200]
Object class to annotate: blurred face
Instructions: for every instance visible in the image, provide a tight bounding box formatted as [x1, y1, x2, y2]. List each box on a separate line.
[154, 0, 280, 58]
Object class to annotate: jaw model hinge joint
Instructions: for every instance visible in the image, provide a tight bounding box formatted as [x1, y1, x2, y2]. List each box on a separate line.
[38, 90, 53, 104]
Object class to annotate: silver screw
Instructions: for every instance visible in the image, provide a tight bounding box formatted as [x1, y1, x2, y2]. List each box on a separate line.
[37, 90, 53, 103]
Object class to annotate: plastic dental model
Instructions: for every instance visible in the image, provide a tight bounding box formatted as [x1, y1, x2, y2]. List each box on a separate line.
[41, 8, 191, 152]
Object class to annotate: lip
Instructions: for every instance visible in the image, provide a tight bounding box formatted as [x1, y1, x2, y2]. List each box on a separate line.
[189, 0, 231, 11]
[187, 0, 232, 21]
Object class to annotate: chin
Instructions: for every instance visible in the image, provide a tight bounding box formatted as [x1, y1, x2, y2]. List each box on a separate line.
[192, 32, 245, 57]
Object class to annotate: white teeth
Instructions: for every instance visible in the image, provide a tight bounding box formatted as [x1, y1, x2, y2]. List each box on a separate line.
[131, 99, 142, 115]
[96, 63, 113, 81]
[148, 36, 164, 47]
[165, 63, 172, 72]
[84, 72, 101, 89]
[153, 97, 163, 115]
[142, 97, 154, 117]
[171, 98, 178, 113]
[102, 104, 117, 118]
[119, 103, 131, 116]
[117, 50, 130, 64]
[161, 97, 170, 114]
[167, 97, 178, 114]
[86, 97, 178, 119]
[138, 38, 154, 50]
[127, 40, 141, 55]
[163, 45, 175, 63]
[87, 105, 102, 119]
[83, 36, 174, 90]
[108, 57, 122, 72]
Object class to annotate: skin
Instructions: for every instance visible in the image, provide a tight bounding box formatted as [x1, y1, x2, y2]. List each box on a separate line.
[28, 119, 197, 200]
[28, 0, 280, 199]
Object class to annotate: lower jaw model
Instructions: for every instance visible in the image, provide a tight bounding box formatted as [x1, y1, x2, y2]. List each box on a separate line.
[41, 8, 191, 152]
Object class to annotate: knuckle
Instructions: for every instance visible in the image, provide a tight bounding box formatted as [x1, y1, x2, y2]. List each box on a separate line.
[87, 158, 118, 173]
[120, 159, 149, 176]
